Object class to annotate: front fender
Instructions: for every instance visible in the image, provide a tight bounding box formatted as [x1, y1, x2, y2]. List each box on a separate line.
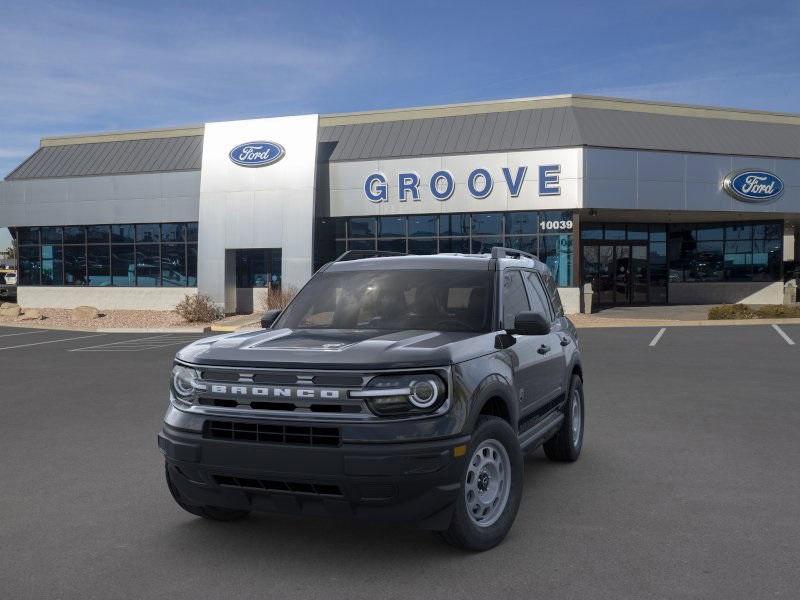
[453, 352, 518, 434]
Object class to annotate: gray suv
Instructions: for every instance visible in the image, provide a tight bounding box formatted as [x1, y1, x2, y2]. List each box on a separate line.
[159, 248, 584, 551]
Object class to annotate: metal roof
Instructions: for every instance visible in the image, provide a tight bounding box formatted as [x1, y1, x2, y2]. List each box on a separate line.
[6, 135, 203, 180]
[319, 107, 582, 161]
[320, 106, 800, 161]
[7, 94, 800, 180]
[571, 107, 800, 158]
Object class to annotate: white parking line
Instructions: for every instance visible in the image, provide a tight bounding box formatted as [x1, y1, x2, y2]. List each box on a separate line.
[69, 334, 200, 352]
[0, 333, 105, 351]
[649, 328, 667, 347]
[771, 324, 796, 346]
[0, 330, 48, 339]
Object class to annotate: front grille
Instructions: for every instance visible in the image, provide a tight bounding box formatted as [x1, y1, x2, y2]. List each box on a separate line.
[198, 398, 362, 414]
[199, 370, 364, 387]
[213, 475, 343, 497]
[205, 420, 341, 446]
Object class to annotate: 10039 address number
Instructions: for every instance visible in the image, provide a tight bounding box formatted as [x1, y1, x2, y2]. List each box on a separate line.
[539, 220, 573, 232]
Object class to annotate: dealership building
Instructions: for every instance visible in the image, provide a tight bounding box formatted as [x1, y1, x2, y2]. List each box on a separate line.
[0, 94, 798, 315]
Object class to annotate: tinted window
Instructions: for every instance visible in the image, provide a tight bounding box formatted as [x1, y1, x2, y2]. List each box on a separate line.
[18, 227, 40, 245]
[136, 224, 160, 243]
[502, 270, 530, 330]
[41, 244, 63, 286]
[472, 213, 502, 235]
[87, 245, 110, 286]
[506, 236, 537, 254]
[64, 246, 87, 285]
[186, 222, 199, 242]
[162, 244, 188, 286]
[111, 224, 135, 243]
[276, 269, 493, 333]
[378, 239, 406, 253]
[408, 239, 437, 254]
[440, 214, 469, 236]
[349, 217, 376, 238]
[506, 212, 537, 235]
[41, 227, 63, 244]
[136, 245, 160, 286]
[378, 216, 405, 237]
[471, 237, 503, 254]
[112, 245, 135, 286]
[161, 223, 185, 243]
[187, 245, 198, 286]
[439, 238, 469, 253]
[86, 225, 109, 244]
[19, 246, 40, 285]
[63, 226, 85, 244]
[409, 215, 437, 237]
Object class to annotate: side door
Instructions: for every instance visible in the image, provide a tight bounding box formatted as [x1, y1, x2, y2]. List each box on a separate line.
[522, 270, 566, 408]
[500, 269, 550, 417]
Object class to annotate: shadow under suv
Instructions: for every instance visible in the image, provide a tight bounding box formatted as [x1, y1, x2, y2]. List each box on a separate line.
[159, 248, 584, 551]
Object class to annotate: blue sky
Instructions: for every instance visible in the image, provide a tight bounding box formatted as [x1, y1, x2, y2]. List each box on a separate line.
[1, 0, 799, 249]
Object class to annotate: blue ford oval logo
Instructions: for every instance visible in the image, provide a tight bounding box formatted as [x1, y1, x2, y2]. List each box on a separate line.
[723, 169, 784, 203]
[229, 141, 285, 167]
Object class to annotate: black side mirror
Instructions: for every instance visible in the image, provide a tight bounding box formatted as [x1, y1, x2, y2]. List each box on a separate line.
[511, 311, 550, 336]
[260, 309, 281, 329]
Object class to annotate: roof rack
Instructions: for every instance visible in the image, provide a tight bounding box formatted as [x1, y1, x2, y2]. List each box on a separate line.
[333, 250, 406, 262]
[490, 247, 538, 261]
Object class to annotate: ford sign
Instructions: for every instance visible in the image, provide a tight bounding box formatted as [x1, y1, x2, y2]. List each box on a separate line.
[723, 169, 784, 203]
[229, 141, 285, 167]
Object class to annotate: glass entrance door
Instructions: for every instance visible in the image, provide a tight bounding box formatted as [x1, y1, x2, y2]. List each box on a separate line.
[583, 242, 649, 305]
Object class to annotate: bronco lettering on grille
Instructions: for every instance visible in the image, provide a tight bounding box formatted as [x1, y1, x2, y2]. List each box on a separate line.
[209, 385, 341, 399]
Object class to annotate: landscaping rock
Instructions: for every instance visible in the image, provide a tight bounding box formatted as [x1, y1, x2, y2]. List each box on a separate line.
[72, 305, 100, 320]
[0, 305, 22, 318]
[17, 309, 43, 321]
[0, 302, 19, 309]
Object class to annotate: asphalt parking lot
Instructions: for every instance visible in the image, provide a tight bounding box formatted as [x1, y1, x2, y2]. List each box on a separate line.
[1, 324, 798, 600]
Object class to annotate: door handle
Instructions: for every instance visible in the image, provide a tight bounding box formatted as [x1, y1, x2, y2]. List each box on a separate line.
[537, 344, 551, 355]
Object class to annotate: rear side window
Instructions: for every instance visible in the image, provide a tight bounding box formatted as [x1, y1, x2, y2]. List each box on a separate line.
[502, 270, 530, 330]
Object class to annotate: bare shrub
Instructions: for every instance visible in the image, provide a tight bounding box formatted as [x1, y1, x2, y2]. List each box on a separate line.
[257, 285, 298, 312]
[175, 294, 223, 323]
[705, 304, 800, 320]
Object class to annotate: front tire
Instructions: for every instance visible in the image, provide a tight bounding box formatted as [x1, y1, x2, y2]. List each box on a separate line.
[440, 416, 523, 551]
[543, 374, 584, 462]
[165, 464, 250, 522]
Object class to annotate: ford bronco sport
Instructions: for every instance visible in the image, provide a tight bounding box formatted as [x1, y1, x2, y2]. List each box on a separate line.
[159, 248, 584, 551]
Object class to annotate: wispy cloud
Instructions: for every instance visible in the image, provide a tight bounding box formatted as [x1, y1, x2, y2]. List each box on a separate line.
[0, 1, 373, 175]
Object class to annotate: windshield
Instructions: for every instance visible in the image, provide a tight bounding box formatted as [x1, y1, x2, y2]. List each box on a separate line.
[275, 269, 493, 332]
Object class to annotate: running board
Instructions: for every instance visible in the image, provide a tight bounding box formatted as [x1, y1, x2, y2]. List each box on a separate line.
[519, 411, 564, 453]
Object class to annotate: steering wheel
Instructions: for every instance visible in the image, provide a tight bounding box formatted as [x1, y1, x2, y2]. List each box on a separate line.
[432, 318, 474, 330]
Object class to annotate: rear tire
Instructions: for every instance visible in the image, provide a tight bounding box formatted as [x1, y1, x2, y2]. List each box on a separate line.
[440, 416, 523, 551]
[543, 374, 584, 462]
[165, 464, 250, 522]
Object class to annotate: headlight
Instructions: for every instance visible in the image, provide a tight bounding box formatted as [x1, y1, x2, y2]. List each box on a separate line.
[352, 373, 447, 416]
[171, 364, 200, 400]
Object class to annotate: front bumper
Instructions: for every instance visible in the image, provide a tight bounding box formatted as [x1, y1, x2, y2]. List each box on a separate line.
[158, 422, 470, 530]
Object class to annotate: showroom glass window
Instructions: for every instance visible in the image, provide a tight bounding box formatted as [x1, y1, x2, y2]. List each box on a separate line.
[315, 211, 575, 286]
[667, 221, 782, 283]
[13, 223, 199, 287]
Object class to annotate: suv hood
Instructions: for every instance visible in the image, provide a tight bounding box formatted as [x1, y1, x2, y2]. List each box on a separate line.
[176, 328, 495, 370]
